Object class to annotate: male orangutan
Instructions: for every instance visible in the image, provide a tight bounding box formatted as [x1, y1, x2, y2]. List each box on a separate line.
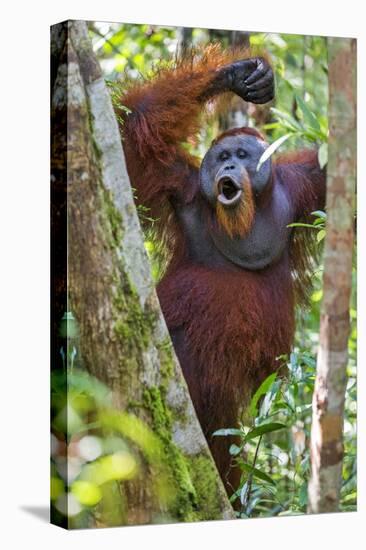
[115, 45, 325, 493]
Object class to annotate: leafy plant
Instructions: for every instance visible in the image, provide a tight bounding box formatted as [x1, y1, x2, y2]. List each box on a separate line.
[213, 342, 356, 517]
[51, 316, 172, 528]
[288, 210, 327, 243]
[258, 95, 328, 170]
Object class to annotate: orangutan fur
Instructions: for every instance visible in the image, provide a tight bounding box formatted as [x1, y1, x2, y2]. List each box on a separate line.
[216, 177, 255, 238]
[115, 44, 326, 496]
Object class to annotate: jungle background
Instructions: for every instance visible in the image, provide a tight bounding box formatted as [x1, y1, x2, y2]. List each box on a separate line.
[50, 22, 357, 527]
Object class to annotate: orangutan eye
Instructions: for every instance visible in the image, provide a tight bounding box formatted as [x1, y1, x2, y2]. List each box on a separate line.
[237, 148, 247, 159]
[218, 150, 231, 162]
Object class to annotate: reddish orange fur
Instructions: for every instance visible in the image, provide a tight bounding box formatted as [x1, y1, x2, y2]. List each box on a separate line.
[158, 259, 295, 486]
[212, 126, 266, 143]
[275, 149, 326, 304]
[216, 177, 255, 238]
[115, 44, 326, 495]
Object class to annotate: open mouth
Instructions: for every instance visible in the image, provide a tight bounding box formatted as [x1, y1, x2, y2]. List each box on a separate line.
[217, 177, 242, 206]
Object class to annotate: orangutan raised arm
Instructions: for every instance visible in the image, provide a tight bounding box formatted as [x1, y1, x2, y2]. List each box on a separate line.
[116, 46, 274, 223]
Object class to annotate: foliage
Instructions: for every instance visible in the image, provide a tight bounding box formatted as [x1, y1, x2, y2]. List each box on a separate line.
[51, 327, 172, 528]
[257, 96, 328, 169]
[288, 210, 327, 244]
[213, 335, 356, 517]
[89, 22, 177, 80]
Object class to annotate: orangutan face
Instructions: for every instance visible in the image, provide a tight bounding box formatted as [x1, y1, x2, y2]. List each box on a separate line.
[199, 133, 272, 237]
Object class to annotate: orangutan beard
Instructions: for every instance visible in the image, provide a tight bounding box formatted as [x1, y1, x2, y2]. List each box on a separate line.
[216, 178, 255, 239]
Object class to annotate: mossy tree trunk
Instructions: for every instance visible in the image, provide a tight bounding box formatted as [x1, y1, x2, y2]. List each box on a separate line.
[51, 20, 234, 526]
[308, 38, 356, 514]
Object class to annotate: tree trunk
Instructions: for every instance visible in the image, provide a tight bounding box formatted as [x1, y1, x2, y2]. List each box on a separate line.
[51, 20, 234, 526]
[177, 26, 193, 57]
[307, 38, 356, 514]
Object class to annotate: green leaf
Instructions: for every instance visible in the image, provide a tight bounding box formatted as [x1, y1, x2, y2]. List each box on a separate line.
[341, 491, 357, 504]
[295, 94, 321, 131]
[273, 400, 295, 414]
[317, 229, 326, 243]
[311, 210, 326, 219]
[284, 385, 296, 410]
[278, 510, 303, 516]
[229, 444, 242, 456]
[51, 477, 64, 501]
[270, 108, 302, 130]
[256, 134, 292, 172]
[239, 481, 249, 505]
[262, 122, 281, 130]
[212, 428, 242, 437]
[244, 422, 286, 441]
[303, 129, 323, 143]
[296, 404, 313, 415]
[260, 379, 281, 417]
[238, 461, 276, 486]
[99, 410, 162, 464]
[287, 222, 318, 229]
[71, 481, 102, 507]
[318, 142, 328, 169]
[301, 355, 317, 369]
[249, 373, 277, 417]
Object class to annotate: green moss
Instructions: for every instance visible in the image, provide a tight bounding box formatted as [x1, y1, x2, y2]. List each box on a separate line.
[127, 398, 142, 409]
[114, 318, 131, 340]
[112, 286, 126, 311]
[142, 385, 227, 521]
[101, 186, 123, 248]
[143, 386, 199, 521]
[156, 337, 175, 383]
[98, 174, 160, 356]
[188, 455, 224, 521]
[114, 301, 155, 349]
[112, 281, 157, 352]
